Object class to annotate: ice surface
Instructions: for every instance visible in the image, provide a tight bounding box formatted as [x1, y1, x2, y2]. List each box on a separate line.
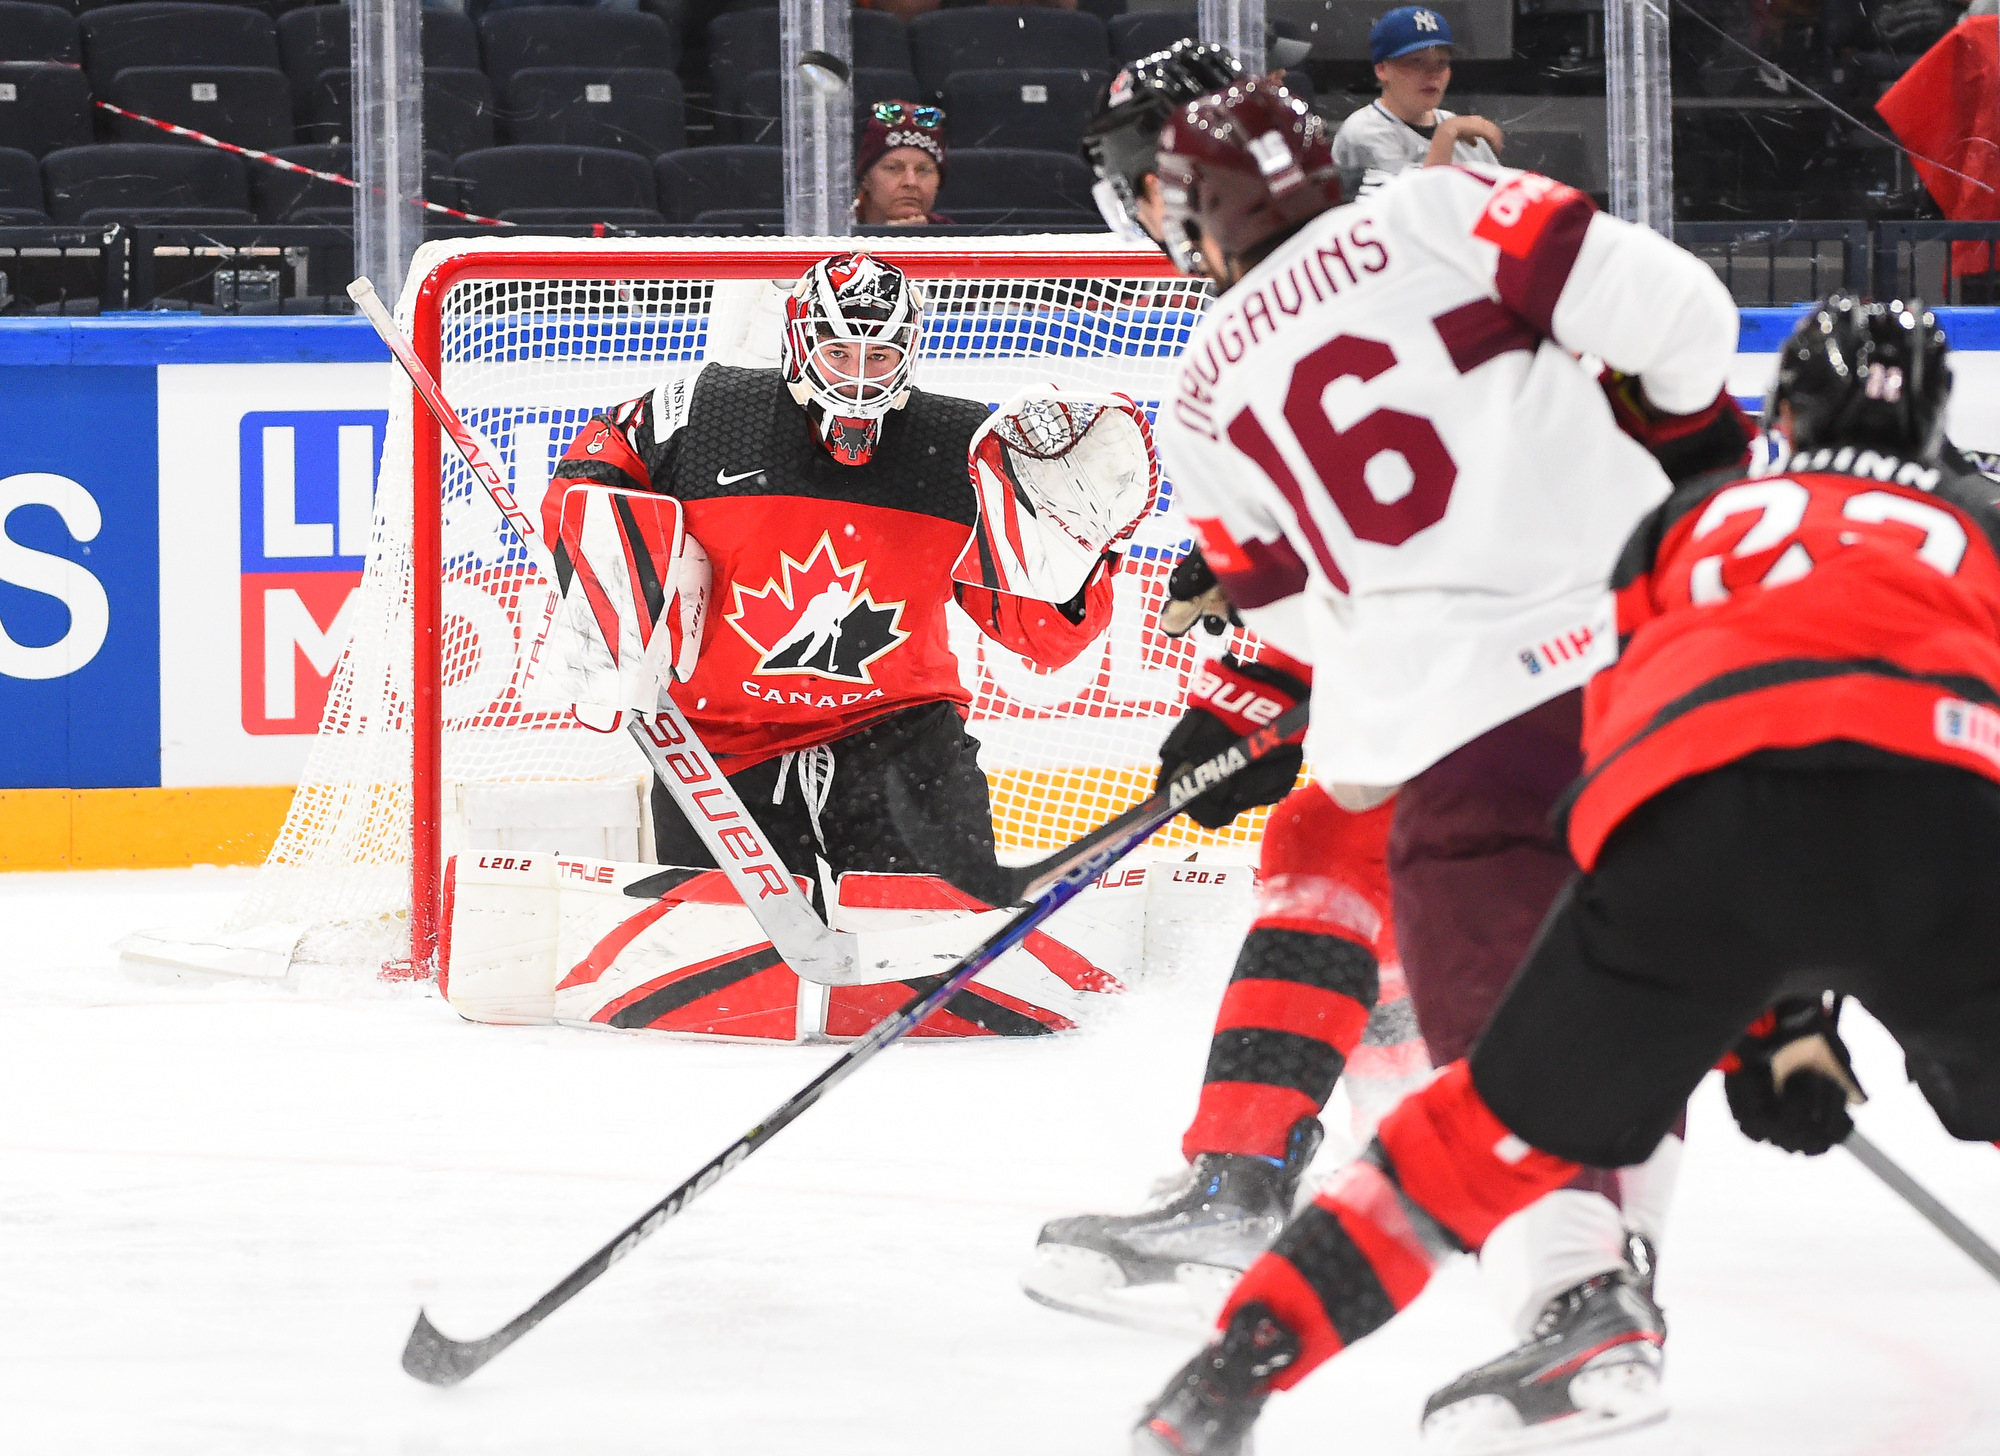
[2, 868, 1997, 1455]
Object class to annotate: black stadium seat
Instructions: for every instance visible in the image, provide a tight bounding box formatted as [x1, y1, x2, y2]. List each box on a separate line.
[105, 66, 292, 150]
[655, 143, 777, 223]
[738, 65, 921, 147]
[504, 67, 685, 155]
[1108, 10, 1193, 62]
[0, 62, 92, 155]
[80, 4, 279, 94]
[705, 8, 907, 144]
[250, 142, 457, 222]
[0, 143, 46, 222]
[937, 146, 1095, 216]
[479, 7, 678, 87]
[423, 8, 480, 71]
[0, 2, 81, 64]
[943, 68, 1103, 152]
[43, 140, 254, 223]
[907, 10, 1109, 100]
[454, 143, 662, 224]
[307, 67, 496, 156]
[276, 5, 344, 118]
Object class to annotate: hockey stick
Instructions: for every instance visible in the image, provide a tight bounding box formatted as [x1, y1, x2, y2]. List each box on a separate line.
[1843, 1127, 2000, 1284]
[398, 699, 1309, 1385]
[349, 276, 856, 984]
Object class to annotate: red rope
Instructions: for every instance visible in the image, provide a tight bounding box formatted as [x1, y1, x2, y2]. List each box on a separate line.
[91, 99, 513, 227]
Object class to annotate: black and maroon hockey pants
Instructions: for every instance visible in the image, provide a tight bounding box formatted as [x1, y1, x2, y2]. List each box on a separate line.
[1219, 756, 2000, 1390]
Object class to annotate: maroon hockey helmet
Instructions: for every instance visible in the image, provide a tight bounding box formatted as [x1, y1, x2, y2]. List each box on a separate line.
[1155, 79, 1342, 278]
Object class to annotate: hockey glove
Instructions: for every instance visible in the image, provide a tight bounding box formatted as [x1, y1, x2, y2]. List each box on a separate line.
[1157, 654, 1308, 829]
[1721, 994, 1867, 1156]
[1159, 545, 1240, 639]
[1601, 374, 1758, 487]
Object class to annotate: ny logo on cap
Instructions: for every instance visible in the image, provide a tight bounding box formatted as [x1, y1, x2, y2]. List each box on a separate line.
[1415, 9, 1440, 29]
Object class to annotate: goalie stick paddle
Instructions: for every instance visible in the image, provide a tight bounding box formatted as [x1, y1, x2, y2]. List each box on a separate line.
[347, 276, 856, 985]
[398, 700, 1308, 1386]
[1842, 1127, 2000, 1284]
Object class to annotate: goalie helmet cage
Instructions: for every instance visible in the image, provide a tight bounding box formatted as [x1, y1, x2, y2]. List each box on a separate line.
[227, 235, 1285, 978]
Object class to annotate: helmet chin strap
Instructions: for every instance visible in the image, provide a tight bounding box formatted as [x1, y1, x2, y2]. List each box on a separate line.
[807, 398, 882, 466]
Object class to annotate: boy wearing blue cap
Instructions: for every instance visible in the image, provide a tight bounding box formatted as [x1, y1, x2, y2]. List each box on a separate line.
[1332, 6, 1503, 198]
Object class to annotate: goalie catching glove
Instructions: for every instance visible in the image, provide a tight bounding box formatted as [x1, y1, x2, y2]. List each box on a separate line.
[951, 387, 1160, 605]
[527, 485, 712, 714]
[1721, 993, 1867, 1155]
[1157, 652, 1308, 829]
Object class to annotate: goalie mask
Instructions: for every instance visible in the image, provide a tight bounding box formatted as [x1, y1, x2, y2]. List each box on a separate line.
[782, 252, 922, 466]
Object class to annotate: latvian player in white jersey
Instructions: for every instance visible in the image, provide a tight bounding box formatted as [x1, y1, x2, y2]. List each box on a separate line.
[1126, 80, 1752, 1453]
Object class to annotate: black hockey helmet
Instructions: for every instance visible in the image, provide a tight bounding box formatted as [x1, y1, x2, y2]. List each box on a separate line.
[1768, 294, 1952, 463]
[1083, 41, 1248, 245]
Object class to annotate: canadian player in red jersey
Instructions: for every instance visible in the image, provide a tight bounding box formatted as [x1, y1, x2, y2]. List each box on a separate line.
[1133, 296, 2000, 1453]
[542, 252, 1154, 927]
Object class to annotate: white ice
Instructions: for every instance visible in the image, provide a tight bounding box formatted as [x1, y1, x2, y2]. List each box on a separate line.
[3, 867, 1997, 1456]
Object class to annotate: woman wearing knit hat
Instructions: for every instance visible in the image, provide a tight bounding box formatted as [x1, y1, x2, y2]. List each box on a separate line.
[854, 102, 954, 225]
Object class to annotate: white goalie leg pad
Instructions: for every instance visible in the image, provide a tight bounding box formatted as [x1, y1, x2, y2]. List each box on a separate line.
[527, 485, 711, 713]
[951, 387, 1160, 603]
[441, 852, 561, 1025]
[830, 873, 1126, 1034]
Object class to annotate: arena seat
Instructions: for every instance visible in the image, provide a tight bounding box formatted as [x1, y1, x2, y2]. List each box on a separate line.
[43, 140, 254, 223]
[907, 10, 1109, 100]
[424, 9, 481, 71]
[504, 67, 686, 156]
[0, 62, 92, 156]
[455, 143, 661, 222]
[479, 7, 678, 88]
[937, 146, 1096, 216]
[1108, 10, 1193, 62]
[105, 66, 293, 151]
[307, 67, 496, 156]
[737, 65, 920, 147]
[80, 4, 279, 94]
[654, 143, 777, 223]
[250, 142, 458, 222]
[706, 7, 906, 144]
[0, 143, 46, 222]
[0, 1, 80, 64]
[943, 68, 1103, 152]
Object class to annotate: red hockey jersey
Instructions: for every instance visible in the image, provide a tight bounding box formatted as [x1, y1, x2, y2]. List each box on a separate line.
[548, 363, 1115, 767]
[1564, 446, 2000, 870]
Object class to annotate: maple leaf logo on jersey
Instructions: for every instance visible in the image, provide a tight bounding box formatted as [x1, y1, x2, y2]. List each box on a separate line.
[725, 533, 909, 683]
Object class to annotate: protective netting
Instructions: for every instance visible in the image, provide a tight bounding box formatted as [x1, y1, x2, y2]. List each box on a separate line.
[226, 237, 1284, 972]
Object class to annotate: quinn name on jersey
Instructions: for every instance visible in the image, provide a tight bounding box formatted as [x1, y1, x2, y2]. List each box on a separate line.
[1157, 165, 1739, 788]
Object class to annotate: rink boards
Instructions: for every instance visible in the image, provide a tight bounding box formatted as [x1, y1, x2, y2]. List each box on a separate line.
[1, 306, 1997, 869]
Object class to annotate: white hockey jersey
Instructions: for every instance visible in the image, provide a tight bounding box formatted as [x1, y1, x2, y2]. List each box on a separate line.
[1156, 164, 1738, 787]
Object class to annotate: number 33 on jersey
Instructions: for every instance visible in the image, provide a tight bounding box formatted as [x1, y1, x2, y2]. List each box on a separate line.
[1154, 164, 1739, 789]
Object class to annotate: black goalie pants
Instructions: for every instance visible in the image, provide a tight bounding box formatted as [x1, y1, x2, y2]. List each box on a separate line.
[651, 701, 1014, 910]
[1471, 758, 2000, 1168]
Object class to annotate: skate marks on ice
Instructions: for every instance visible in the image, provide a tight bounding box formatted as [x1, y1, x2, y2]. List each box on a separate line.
[0, 872, 1995, 1454]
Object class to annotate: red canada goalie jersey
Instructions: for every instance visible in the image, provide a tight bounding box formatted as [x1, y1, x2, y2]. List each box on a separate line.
[547, 363, 1115, 767]
[1563, 445, 2000, 869]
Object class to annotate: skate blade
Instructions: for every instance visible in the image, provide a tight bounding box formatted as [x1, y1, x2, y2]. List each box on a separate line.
[1422, 1375, 1667, 1455]
[1019, 1246, 1211, 1339]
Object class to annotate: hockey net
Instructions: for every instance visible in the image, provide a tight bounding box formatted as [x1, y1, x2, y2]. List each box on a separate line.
[225, 236, 1283, 975]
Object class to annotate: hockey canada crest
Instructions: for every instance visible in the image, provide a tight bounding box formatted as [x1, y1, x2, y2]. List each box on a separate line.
[725, 533, 909, 683]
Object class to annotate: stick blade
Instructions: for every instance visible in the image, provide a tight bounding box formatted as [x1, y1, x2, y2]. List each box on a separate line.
[402, 1308, 499, 1386]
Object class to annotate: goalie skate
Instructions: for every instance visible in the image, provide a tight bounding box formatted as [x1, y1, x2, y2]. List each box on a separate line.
[1020, 1119, 1320, 1337]
[1420, 1260, 1667, 1454]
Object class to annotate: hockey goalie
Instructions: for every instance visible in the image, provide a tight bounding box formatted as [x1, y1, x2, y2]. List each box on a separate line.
[442, 251, 1158, 1042]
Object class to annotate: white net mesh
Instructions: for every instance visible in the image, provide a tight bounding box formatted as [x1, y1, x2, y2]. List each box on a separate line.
[226, 237, 1283, 973]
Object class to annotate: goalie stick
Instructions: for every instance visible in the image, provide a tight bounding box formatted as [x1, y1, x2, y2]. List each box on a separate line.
[397, 697, 1310, 1386]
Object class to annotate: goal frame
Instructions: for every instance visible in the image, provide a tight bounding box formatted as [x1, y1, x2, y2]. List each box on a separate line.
[403, 240, 1189, 978]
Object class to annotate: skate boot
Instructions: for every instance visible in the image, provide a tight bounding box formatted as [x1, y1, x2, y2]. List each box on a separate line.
[1420, 1244, 1667, 1453]
[1133, 1301, 1299, 1456]
[1021, 1118, 1321, 1335]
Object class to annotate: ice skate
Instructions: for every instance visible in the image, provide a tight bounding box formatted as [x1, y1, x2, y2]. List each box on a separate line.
[1420, 1245, 1667, 1453]
[1131, 1301, 1298, 1456]
[1020, 1118, 1321, 1335]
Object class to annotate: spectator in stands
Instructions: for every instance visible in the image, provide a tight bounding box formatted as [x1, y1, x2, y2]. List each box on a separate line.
[853, 102, 954, 226]
[1332, 7, 1504, 199]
